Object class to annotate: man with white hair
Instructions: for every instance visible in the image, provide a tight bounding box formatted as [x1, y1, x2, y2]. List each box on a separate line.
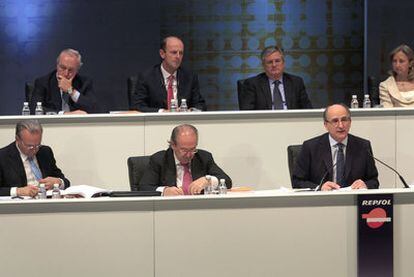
[30, 48, 97, 114]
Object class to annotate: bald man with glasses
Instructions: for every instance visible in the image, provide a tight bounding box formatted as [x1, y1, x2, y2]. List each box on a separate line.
[0, 120, 70, 197]
[139, 124, 232, 196]
[292, 104, 379, 191]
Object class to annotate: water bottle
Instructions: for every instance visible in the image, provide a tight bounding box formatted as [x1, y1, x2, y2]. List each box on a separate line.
[363, 94, 371, 108]
[21, 102, 30, 116]
[179, 99, 188, 112]
[51, 183, 61, 199]
[35, 102, 44, 115]
[170, 99, 177, 112]
[219, 179, 227, 195]
[204, 175, 212, 195]
[350, 95, 359, 109]
[38, 183, 47, 199]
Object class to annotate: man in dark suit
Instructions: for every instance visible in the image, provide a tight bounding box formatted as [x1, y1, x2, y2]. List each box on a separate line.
[240, 46, 312, 110]
[131, 36, 206, 112]
[30, 48, 97, 114]
[0, 120, 70, 197]
[292, 104, 379, 190]
[139, 124, 231, 196]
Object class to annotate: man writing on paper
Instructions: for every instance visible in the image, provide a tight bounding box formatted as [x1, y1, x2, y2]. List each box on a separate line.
[240, 45, 312, 110]
[30, 48, 98, 114]
[139, 124, 232, 195]
[0, 120, 70, 197]
[131, 36, 206, 112]
[292, 104, 379, 191]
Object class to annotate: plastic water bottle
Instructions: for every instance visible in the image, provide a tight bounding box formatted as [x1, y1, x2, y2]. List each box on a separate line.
[170, 99, 177, 112]
[51, 183, 61, 199]
[179, 99, 188, 112]
[204, 175, 212, 195]
[219, 179, 227, 195]
[350, 95, 359, 109]
[35, 102, 44, 115]
[38, 183, 47, 199]
[22, 102, 30, 116]
[363, 94, 371, 108]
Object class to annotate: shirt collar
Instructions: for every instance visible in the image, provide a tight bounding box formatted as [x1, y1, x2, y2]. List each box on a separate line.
[15, 141, 30, 161]
[328, 135, 348, 148]
[160, 64, 177, 80]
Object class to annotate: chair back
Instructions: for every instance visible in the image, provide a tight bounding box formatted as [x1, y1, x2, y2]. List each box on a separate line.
[287, 144, 302, 186]
[127, 76, 139, 109]
[127, 156, 150, 191]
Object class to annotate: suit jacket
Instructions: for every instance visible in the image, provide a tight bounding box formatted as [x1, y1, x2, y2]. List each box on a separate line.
[30, 70, 98, 114]
[292, 133, 379, 189]
[139, 148, 232, 191]
[240, 72, 312, 110]
[0, 142, 70, 196]
[379, 76, 414, 107]
[131, 64, 206, 112]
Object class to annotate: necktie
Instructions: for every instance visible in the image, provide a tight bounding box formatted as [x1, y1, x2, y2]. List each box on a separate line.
[167, 75, 175, 110]
[272, 80, 283, 109]
[336, 143, 345, 187]
[61, 91, 70, 112]
[28, 157, 43, 181]
[181, 163, 192, 195]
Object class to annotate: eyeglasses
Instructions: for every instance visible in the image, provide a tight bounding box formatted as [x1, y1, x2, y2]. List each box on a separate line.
[326, 116, 351, 126]
[20, 140, 42, 150]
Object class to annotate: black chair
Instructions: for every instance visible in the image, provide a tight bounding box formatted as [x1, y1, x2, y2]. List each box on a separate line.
[127, 156, 150, 191]
[287, 144, 302, 186]
[237, 79, 247, 110]
[127, 76, 139, 109]
[367, 76, 380, 106]
[25, 82, 34, 103]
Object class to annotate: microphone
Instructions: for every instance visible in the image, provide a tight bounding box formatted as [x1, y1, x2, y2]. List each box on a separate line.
[367, 150, 410, 188]
[315, 161, 337, 191]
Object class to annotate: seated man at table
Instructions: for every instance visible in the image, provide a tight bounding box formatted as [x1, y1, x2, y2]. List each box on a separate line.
[139, 124, 232, 195]
[30, 48, 98, 114]
[0, 119, 70, 197]
[130, 36, 206, 112]
[240, 45, 312, 110]
[292, 104, 379, 190]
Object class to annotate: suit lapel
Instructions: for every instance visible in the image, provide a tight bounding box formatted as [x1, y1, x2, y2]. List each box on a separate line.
[164, 148, 177, 185]
[156, 66, 168, 108]
[344, 135, 353, 180]
[50, 75, 63, 109]
[7, 144, 27, 185]
[282, 74, 292, 108]
[259, 75, 272, 109]
[190, 154, 204, 180]
[319, 134, 334, 181]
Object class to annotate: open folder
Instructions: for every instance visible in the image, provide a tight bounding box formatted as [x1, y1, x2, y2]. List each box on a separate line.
[62, 185, 161, 198]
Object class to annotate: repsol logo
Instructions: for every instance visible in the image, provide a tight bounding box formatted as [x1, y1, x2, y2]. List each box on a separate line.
[361, 199, 392, 206]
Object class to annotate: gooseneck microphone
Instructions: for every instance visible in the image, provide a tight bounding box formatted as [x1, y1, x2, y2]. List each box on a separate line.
[367, 148, 410, 188]
[316, 162, 337, 191]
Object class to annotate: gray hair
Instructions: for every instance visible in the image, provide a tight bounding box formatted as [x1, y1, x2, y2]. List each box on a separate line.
[389, 44, 414, 81]
[169, 124, 198, 145]
[261, 46, 285, 63]
[56, 48, 83, 69]
[15, 119, 43, 138]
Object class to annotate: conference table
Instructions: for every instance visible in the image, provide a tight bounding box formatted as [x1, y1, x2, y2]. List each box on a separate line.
[0, 188, 413, 277]
[0, 107, 413, 191]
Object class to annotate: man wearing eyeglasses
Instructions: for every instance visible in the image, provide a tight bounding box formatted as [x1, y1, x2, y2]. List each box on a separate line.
[0, 120, 70, 197]
[292, 104, 379, 191]
[30, 48, 98, 114]
[139, 124, 232, 196]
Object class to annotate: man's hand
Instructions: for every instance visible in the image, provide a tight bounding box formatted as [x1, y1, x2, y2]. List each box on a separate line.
[351, 179, 367, 190]
[16, 185, 39, 197]
[189, 177, 208, 195]
[163, 186, 184, 196]
[63, 110, 87, 115]
[57, 75, 73, 92]
[38, 177, 62, 190]
[321, 181, 341, 191]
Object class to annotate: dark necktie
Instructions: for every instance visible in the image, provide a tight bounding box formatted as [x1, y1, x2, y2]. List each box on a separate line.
[336, 143, 345, 187]
[62, 91, 70, 112]
[272, 80, 283, 109]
